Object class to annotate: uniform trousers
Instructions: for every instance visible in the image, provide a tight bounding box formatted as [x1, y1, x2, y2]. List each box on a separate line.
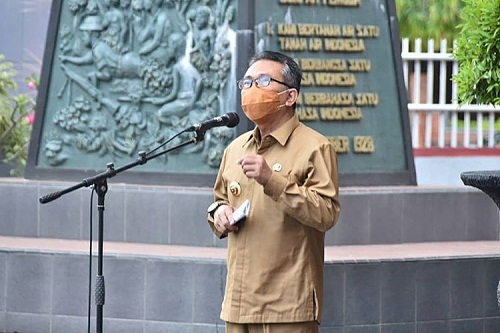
[225, 321, 319, 333]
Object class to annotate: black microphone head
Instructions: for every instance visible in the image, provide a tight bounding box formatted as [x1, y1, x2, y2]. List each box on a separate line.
[226, 112, 240, 128]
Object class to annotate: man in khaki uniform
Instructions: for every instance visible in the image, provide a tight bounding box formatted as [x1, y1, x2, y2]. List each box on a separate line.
[207, 50, 340, 333]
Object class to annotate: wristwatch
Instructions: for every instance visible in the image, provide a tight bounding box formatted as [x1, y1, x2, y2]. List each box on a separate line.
[207, 201, 224, 218]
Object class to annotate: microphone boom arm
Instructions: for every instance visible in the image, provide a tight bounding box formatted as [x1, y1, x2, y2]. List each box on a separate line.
[39, 130, 204, 204]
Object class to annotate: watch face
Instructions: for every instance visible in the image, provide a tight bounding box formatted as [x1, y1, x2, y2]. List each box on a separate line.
[207, 202, 220, 213]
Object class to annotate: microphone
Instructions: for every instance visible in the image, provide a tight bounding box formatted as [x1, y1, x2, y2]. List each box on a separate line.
[188, 112, 240, 132]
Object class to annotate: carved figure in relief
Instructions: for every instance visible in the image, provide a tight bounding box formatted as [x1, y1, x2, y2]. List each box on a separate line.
[139, 0, 174, 64]
[66, 0, 88, 55]
[145, 33, 202, 127]
[188, 5, 215, 72]
[59, 15, 141, 86]
[98, 0, 129, 53]
[130, 0, 146, 50]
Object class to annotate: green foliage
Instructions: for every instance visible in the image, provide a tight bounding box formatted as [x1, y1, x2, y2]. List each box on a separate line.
[0, 55, 37, 176]
[452, 0, 500, 106]
[396, 0, 463, 50]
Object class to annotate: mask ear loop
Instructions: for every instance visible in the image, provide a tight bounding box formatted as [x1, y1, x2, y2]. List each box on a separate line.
[276, 89, 290, 109]
[277, 88, 290, 96]
[278, 88, 296, 108]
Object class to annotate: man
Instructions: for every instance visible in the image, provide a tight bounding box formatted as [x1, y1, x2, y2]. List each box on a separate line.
[207, 50, 340, 333]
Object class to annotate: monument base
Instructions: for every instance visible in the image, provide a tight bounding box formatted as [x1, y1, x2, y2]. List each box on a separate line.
[0, 178, 497, 247]
[1, 178, 499, 331]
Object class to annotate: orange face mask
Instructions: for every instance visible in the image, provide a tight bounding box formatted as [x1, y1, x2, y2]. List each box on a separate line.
[241, 86, 289, 122]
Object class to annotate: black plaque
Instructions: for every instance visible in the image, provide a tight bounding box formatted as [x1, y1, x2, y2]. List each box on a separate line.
[253, 0, 415, 186]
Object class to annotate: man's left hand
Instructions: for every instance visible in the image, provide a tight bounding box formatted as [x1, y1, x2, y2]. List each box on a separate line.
[237, 154, 272, 186]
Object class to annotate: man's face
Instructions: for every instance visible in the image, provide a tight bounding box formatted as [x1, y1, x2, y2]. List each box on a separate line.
[240, 59, 294, 124]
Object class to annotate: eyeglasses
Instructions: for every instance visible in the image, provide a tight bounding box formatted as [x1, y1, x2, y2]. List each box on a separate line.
[237, 76, 292, 90]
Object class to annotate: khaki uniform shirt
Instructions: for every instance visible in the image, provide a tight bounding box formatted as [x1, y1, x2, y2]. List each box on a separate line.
[208, 115, 340, 324]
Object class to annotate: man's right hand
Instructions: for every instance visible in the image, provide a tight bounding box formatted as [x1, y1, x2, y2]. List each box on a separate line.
[213, 205, 239, 235]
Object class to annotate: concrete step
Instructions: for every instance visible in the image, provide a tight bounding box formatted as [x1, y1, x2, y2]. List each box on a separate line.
[1, 178, 498, 247]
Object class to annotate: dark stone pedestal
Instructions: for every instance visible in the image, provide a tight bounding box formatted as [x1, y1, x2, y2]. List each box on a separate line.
[462, 170, 500, 210]
[461, 170, 500, 308]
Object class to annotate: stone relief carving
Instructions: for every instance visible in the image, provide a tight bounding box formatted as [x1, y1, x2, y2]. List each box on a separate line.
[46, 0, 237, 169]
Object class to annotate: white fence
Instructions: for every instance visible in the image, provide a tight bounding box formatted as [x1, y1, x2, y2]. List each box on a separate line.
[401, 38, 499, 149]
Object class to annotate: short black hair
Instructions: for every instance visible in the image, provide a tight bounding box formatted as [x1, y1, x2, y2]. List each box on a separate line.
[248, 50, 302, 93]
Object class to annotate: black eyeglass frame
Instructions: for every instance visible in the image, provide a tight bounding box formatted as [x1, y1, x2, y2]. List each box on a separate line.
[237, 76, 292, 90]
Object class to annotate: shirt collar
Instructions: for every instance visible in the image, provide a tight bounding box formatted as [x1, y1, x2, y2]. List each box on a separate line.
[244, 115, 300, 147]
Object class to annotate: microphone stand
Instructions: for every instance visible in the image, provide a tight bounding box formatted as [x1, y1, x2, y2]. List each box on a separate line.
[39, 129, 206, 333]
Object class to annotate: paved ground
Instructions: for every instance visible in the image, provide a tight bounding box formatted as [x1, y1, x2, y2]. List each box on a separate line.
[2, 236, 500, 263]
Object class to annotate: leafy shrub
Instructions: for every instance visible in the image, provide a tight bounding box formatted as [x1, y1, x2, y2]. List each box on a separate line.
[0, 55, 37, 176]
[453, 0, 500, 105]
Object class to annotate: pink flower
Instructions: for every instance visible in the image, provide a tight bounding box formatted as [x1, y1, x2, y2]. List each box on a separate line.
[25, 111, 35, 125]
[27, 81, 37, 90]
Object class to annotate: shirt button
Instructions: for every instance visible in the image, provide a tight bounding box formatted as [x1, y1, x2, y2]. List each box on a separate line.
[272, 163, 282, 172]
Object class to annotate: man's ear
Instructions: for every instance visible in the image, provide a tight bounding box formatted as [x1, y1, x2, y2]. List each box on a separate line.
[285, 88, 299, 107]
